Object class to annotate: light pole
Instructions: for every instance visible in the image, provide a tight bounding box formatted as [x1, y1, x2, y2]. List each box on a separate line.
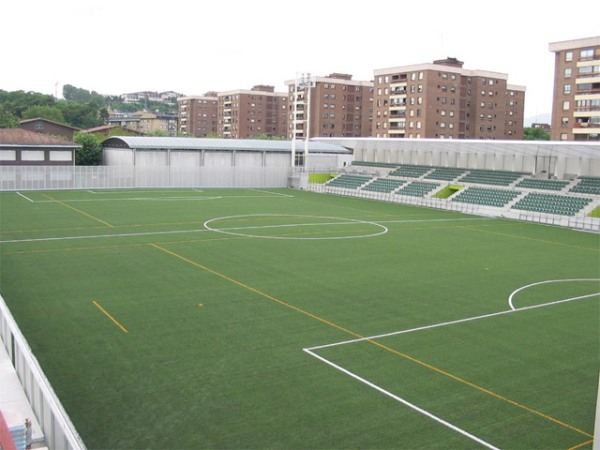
[291, 72, 312, 170]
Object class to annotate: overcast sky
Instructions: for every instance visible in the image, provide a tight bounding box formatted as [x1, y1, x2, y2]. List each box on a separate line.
[2, 0, 598, 122]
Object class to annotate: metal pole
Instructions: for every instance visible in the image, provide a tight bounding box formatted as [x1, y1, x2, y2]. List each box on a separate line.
[291, 74, 299, 168]
[304, 74, 311, 173]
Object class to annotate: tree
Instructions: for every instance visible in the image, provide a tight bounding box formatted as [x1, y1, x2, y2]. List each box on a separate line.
[21, 105, 65, 123]
[74, 132, 103, 165]
[57, 101, 103, 129]
[524, 127, 550, 140]
[0, 90, 56, 118]
[0, 104, 19, 128]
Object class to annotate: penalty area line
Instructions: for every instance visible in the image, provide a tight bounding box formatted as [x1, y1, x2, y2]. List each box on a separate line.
[303, 348, 500, 450]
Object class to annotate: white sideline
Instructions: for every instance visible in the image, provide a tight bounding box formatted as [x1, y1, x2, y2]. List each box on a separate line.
[16, 192, 34, 202]
[303, 348, 500, 450]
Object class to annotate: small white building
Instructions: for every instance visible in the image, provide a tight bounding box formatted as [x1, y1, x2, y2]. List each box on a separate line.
[102, 136, 352, 171]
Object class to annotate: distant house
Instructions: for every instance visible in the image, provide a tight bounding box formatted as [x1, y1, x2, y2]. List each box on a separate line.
[0, 129, 81, 166]
[19, 118, 81, 140]
[531, 123, 551, 132]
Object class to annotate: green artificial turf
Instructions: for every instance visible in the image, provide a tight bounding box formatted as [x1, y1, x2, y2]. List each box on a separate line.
[0, 188, 598, 449]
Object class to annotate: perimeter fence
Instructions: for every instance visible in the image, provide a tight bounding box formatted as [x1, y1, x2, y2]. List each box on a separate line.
[0, 165, 290, 191]
[0, 294, 86, 450]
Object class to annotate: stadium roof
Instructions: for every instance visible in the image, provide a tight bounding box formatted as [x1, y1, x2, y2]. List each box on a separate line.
[102, 136, 351, 154]
[315, 137, 600, 160]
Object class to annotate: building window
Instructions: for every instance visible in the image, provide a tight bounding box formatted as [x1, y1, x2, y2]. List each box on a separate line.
[560, 133, 568, 140]
[580, 49, 594, 60]
[563, 85, 571, 95]
[562, 100, 570, 111]
[565, 51, 573, 62]
[564, 68, 572, 78]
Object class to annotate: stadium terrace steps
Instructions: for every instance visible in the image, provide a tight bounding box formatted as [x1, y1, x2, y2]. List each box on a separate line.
[327, 174, 373, 189]
[389, 165, 433, 178]
[361, 177, 408, 193]
[451, 187, 522, 208]
[395, 181, 441, 197]
[512, 192, 593, 216]
[457, 169, 527, 187]
[569, 176, 600, 195]
[515, 178, 571, 192]
[424, 167, 468, 181]
[343, 162, 599, 218]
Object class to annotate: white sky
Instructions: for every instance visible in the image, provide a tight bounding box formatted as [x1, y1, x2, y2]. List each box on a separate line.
[1, 0, 598, 122]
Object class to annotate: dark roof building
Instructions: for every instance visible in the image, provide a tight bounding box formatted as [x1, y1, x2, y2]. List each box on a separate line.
[0, 129, 81, 166]
[19, 118, 81, 140]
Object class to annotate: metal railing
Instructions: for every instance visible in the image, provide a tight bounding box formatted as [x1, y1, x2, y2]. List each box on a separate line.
[0, 295, 86, 450]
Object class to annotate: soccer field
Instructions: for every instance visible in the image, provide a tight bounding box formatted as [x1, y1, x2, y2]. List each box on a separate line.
[0, 188, 598, 449]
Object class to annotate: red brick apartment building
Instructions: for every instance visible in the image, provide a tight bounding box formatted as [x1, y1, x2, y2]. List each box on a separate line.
[217, 85, 288, 139]
[285, 73, 374, 139]
[178, 93, 219, 137]
[549, 36, 600, 141]
[372, 58, 525, 139]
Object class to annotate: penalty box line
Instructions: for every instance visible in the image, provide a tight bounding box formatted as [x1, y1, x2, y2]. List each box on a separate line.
[302, 347, 500, 450]
[303, 294, 598, 447]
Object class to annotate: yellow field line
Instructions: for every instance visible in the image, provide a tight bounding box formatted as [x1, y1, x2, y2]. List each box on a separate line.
[43, 194, 114, 228]
[149, 243, 362, 338]
[368, 340, 593, 438]
[568, 439, 594, 450]
[149, 242, 592, 438]
[92, 300, 129, 334]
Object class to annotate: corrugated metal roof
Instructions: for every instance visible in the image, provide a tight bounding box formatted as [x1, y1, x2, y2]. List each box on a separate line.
[102, 136, 351, 154]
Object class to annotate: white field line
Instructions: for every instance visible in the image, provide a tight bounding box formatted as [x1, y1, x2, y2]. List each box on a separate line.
[508, 279, 600, 310]
[303, 290, 597, 447]
[0, 228, 210, 244]
[86, 189, 203, 194]
[34, 196, 224, 203]
[251, 189, 294, 197]
[0, 216, 491, 244]
[32, 193, 293, 203]
[303, 348, 500, 450]
[306, 290, 600, 352]
[16, 191, 34, 202]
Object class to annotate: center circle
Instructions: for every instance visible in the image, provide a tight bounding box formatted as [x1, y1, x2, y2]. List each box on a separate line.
[203, 214, 388, 240]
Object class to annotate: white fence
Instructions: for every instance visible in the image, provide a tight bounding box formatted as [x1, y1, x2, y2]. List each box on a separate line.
[0, 294, 86, 450]
[0, 165, 291, 191]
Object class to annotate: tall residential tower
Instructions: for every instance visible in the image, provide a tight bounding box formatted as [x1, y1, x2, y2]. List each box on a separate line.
[549, 36, 600, 141]
[372, 58, 525, 139]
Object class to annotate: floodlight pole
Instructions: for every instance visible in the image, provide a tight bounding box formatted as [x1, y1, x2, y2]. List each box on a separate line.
[303, 73, 312, 173]
[291, 75, 300, 168]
